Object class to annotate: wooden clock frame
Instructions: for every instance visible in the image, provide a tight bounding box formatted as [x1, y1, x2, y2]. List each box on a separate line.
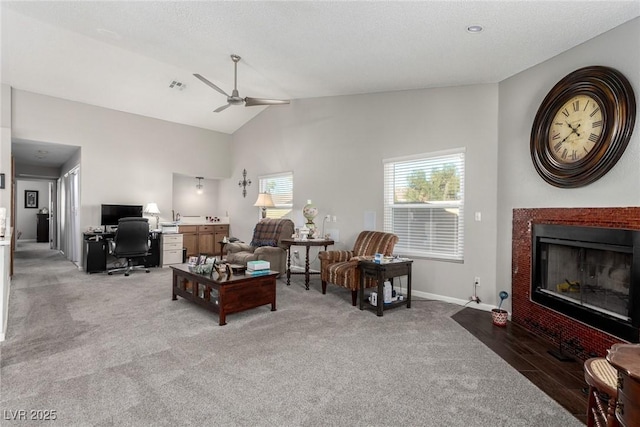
[530, 66, 636, 188]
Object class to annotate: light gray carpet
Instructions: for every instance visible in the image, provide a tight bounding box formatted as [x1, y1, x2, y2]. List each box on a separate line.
[1, 242, 582, 426]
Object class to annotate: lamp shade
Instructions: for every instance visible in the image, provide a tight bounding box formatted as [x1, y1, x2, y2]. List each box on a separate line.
[254, 193, 275, 208]
[144, 202, 161, 215]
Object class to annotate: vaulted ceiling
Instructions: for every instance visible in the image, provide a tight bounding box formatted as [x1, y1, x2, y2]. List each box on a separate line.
[2, 1, 639, 137]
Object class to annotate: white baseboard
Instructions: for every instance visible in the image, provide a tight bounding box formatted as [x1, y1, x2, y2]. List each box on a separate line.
[405, 288, 508, 316]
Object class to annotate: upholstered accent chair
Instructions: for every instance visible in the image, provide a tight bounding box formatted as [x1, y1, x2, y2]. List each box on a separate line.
[319, 231, 399, 306]
[225, 218, 295, 277]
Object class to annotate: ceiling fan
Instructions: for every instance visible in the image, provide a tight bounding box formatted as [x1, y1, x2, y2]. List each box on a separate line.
[194, 54, 290, 113]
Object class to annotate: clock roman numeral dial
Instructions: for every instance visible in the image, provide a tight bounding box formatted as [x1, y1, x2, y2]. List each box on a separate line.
[547, 94, 603, 164]
[532, 66, 635, 189]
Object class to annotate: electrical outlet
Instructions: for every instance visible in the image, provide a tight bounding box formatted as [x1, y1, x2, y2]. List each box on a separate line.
[474, 276, 480, 286]
[332, 215, 337, 222]
[325, 214, 331, 221]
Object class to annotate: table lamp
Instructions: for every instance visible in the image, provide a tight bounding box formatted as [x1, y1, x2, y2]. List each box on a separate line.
[254, 193, 275, 219]
[144, 202, 161, 230]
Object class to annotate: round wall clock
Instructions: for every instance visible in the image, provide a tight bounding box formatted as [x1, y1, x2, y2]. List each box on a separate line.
[530, 66, 636, 188]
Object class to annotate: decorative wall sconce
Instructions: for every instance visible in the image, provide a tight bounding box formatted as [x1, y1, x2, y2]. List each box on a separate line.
[238, 169, 251, 198]
[195, 176, 204, 194]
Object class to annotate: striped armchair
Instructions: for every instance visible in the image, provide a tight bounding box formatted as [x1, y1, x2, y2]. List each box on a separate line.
[319, 231, 399, 306]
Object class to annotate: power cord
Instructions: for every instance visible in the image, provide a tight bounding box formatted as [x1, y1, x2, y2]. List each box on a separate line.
[321, 215, 330, 239]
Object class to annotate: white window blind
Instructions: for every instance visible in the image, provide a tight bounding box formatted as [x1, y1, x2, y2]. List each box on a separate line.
[259, 172, 293, 219]
[383, 148, 465, 261]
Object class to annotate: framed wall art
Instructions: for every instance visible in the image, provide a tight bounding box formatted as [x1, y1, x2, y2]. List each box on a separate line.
[25, 190, 39, 209]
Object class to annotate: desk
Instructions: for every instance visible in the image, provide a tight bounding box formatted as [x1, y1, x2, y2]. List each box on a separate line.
[358, 259, 412, 316]
[281, 238, 334, 290]
[83, 231, 160, 273]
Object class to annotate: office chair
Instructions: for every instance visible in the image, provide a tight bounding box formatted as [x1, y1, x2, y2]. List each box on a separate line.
[108, 217, 150, 276]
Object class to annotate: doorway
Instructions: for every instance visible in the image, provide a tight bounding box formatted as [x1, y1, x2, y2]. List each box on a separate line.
[14, 179, 55, 245]
[11, 139, 81, 266]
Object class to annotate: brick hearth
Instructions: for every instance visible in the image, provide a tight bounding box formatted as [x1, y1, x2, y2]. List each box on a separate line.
[512, 207, 640, 359]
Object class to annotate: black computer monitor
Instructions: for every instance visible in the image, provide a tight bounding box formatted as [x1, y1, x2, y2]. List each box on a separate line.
[100, 204, 143, 226]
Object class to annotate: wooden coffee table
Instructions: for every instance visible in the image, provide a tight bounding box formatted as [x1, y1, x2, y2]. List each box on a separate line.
[171, 264, 277, 326]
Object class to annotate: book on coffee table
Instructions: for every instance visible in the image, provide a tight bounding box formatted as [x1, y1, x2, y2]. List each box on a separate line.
[247, 260, 270, 271]
[246, 269, 272, 277]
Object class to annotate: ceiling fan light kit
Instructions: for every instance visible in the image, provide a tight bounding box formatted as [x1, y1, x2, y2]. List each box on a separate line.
[194, 54, 290, 113]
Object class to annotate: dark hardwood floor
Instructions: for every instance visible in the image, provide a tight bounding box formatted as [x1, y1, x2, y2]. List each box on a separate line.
[452, 307, 588, 425]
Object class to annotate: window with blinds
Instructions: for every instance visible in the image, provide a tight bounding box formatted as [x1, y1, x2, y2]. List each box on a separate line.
[383, 148, 465, 261]
[259, 172, 293, 219]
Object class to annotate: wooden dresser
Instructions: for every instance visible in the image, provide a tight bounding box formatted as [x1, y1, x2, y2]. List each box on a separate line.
[607, 343, 640, 427]
[36, 213, 49, 243]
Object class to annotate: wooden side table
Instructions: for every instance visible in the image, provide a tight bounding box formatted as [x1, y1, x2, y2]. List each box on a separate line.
[583, 357, 618, 427]
[281, 238, 334, 290]
[358, 259, 412, 316]
[607, 343, 640, 427]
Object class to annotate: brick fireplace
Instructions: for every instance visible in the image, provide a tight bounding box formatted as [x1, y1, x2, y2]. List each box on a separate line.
[512, 207, 640, 359]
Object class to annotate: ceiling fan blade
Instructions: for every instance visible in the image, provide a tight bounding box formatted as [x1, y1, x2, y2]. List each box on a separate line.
[214, 103, 231, 113]
[193, 73, 230, 97]
[244, 97, 290, 107]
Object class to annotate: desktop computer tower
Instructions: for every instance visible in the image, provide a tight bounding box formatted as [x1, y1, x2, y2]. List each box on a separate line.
[144, 234, 160, 268]
[84, 240, 107, 273]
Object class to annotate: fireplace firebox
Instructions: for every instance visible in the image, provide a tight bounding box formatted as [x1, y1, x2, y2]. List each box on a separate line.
[532, 224, 640, 342]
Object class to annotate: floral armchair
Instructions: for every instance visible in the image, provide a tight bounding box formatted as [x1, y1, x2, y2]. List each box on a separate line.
[225, 218, 295, 277]
[319, 230, 399, 306]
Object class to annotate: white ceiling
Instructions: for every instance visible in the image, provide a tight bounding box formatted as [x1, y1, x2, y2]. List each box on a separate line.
[11, 138, 79, 170]
[2, 1, 639, 141]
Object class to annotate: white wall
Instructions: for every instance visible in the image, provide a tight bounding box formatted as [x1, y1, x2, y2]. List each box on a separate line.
[222, 84, 500, 305]
[496, 18, 640, 312]
[172, 174, 221, 219]
[11, 89, 233, 236]
[0, 84, 11, 231]
[15, 179, 49, 240]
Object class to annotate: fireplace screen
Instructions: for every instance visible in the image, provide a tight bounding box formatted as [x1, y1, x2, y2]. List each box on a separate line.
[532, 224, 640, 342]
[538, 241, 631, 321]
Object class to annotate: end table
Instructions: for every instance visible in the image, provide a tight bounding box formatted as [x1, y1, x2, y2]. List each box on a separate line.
[358, 259, 412, 316]
[281, 238, 334, 290]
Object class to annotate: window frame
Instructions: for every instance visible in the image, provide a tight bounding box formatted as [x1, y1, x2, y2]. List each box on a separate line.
[383, 148, 465, 262]
[258, 171, 293, 219]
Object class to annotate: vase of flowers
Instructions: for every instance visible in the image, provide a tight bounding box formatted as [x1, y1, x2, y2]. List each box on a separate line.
[491, 291, 509, 327]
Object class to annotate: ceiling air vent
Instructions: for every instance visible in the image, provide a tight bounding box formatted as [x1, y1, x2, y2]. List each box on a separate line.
[169, 79, 186, 91]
